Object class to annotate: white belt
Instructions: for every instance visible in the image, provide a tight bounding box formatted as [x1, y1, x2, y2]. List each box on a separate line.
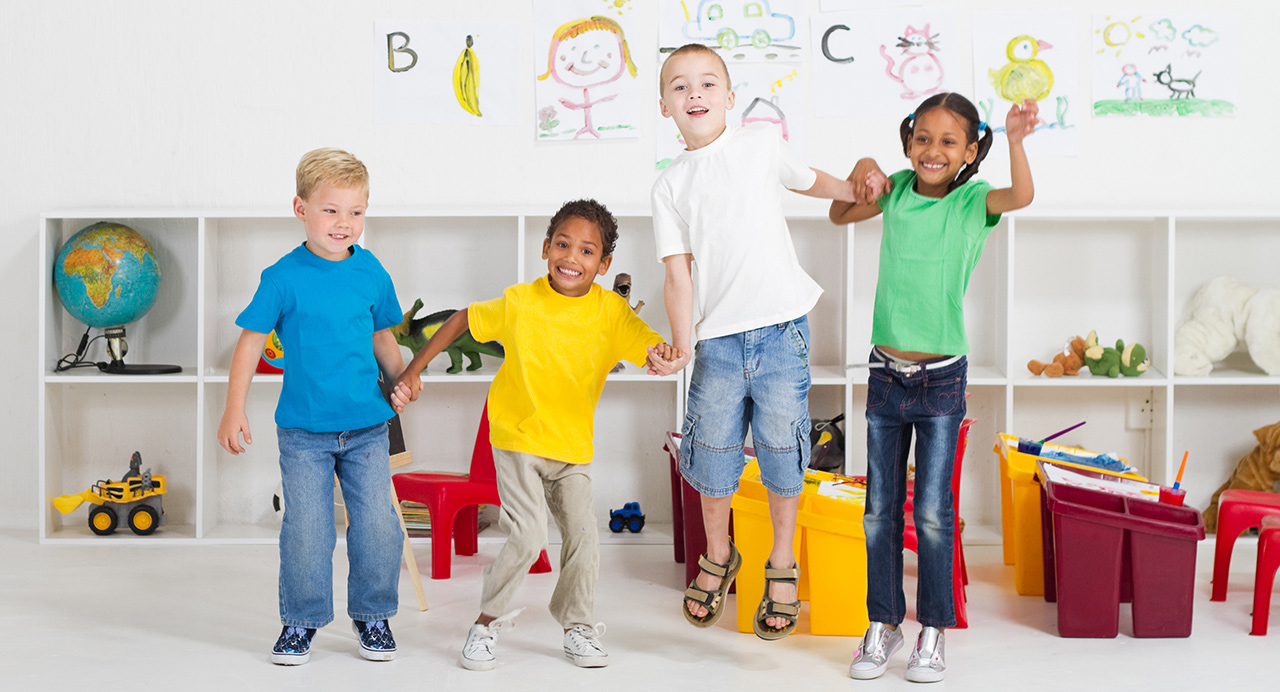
[847, 348, 963, 376]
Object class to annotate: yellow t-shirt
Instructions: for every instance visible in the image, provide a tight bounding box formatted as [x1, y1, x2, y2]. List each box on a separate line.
[468, 276, 664, 464]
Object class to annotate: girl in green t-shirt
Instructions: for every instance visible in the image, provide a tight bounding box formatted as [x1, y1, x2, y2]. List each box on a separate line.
[829, 92, 1037, 683]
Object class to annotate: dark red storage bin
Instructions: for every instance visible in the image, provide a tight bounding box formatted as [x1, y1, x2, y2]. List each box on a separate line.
[1038, 461, 1205, 638]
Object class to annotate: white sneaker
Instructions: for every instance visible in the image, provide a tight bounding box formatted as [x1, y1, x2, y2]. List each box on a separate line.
[460, 610, 522, 671]
[563, 623, 609, 668]
[905, 627, 946, 683]
[849, 622, 904, 680]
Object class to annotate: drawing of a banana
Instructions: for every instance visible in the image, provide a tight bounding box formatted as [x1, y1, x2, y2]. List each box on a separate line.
[453, 35, 481, 117]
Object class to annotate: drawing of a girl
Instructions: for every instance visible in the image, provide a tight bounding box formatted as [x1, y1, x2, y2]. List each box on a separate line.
[538, 16, 637, 139]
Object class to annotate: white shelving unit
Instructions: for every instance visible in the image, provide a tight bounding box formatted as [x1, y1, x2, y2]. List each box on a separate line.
[38, 209, 685, 544]
[38, 209, 1280, 546]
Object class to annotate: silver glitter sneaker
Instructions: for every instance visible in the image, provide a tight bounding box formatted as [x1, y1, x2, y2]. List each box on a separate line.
[849, 622, 904, 680]
[905, 626, 946, 683]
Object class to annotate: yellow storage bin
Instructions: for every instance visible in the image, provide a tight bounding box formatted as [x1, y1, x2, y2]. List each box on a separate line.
[995, 433, 1145, 596]
[731, 462, 866, 636]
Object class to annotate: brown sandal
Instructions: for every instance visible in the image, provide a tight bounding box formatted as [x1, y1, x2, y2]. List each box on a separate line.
[753, 561, 800, 640]
[683, 542, 742, 627]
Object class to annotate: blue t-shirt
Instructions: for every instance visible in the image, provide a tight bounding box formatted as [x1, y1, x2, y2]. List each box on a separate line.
[236, 243, 401, 432]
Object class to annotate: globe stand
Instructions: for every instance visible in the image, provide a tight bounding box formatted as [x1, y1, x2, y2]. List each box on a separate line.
[100, 326, 182, 375]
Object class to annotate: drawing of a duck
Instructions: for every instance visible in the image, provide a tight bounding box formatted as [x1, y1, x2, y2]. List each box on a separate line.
[989, 35, 1053, 103]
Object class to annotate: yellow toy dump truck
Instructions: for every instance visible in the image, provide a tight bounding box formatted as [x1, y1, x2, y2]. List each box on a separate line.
[52, 451, 167, 536]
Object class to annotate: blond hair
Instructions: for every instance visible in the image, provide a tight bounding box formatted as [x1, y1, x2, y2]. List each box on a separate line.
[295, 148, 369, 200]
[659, 43, 730, 95]
[538, 16, 637, 81]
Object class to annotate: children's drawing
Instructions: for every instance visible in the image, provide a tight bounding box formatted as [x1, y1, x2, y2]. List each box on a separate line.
[655, 60, 803, 168]
[820, 0, 921, 9]
[658, 0, 805, 63]
[810, 10, 958, 117]
[1091, 13, 1236, 117]
[374, 21, 519, 127]
[972, 12, 1078, 157]
[534, 4, 641, 141]
[879, 24, 944, 100]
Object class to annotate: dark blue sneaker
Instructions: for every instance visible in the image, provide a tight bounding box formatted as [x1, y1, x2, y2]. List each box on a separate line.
[352, 619, 397, 661]
[271, 626, 315, 665]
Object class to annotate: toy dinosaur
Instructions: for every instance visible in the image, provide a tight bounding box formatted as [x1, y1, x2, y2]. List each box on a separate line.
[391, 298, 504, 374]
[610, 273, 645, 374]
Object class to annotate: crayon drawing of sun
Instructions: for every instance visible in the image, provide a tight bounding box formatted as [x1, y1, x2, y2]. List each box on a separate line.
[1096, 16, 1144, 57]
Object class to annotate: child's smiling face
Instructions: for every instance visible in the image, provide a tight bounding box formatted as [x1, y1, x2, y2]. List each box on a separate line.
[551, 30, 626, 88]
[293, 183, 367, 261]
[541, 215, 613, 298]
[659, 50, 734, 151]
[906, 108, 978, 197]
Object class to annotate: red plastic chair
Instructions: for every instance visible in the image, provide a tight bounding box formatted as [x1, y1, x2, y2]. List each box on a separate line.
[1252, 515, 1280, 635]
[903, 418, 975, 629]
[393, 402, 551, 579]
[1210, 489, 1280, 601]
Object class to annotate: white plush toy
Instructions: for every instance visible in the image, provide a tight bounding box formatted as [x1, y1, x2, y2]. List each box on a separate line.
[1174, 276, 1280, 376]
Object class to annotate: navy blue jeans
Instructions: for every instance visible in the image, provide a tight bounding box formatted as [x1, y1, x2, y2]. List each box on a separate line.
[863, 350, 966, 628]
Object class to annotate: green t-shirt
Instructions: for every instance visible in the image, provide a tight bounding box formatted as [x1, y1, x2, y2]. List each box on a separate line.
[870, 170, 1001, 355]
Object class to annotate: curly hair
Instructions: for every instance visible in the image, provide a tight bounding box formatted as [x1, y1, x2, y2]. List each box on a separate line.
[546, 199, 619, 256]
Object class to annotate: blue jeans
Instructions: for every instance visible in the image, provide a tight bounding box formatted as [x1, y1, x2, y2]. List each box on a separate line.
[863, 350, 966, 628]
[277, 422, 402, 628]
[680, 316, 811, 498]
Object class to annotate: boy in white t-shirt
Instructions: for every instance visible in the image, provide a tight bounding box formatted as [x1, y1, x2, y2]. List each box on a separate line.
[650, 43, 874, 640]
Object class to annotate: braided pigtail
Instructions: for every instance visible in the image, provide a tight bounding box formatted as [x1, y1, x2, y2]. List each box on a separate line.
[950, 123, 994, 191]
[898, 114, 915, 157]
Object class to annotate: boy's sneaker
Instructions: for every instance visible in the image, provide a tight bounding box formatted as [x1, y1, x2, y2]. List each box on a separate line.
[271, 626, 316, 665]
[563, 623, 609, 668]
[352, 619, 396, 661]
[905, 627, 946, 683]
[460, 610, 522, 671]
[849, 622, 903, 680]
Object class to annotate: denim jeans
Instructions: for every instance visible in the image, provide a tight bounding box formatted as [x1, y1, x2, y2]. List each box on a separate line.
[863, 350, 966, 628]
[680, 316, 811, 498]
[277, 422, 402, 628]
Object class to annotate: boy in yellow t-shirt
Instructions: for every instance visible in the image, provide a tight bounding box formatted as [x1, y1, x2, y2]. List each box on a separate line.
[392, 199, 682, 671]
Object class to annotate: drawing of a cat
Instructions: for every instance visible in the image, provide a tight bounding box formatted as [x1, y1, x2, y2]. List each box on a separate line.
[879, 25, 944, 100]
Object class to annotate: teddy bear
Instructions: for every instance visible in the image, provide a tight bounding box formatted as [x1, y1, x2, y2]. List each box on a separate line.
[1027, 336, 1086, 377]
[1203, 419, 1280, 533]
[1174, 276, 1280, 377]
[1083, 330, 1148, 377]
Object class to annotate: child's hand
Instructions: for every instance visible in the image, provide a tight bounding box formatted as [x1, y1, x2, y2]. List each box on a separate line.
[646, 343, 689, 377]
[389, 382, 414, 414]
[850, 158, 890, 204]
[218, 411, 252, 455]
[391, 371, 422, 411]
[1006, 99, 1039, 144]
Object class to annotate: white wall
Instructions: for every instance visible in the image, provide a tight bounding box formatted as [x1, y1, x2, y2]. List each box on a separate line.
[4, 0, 1276, 529]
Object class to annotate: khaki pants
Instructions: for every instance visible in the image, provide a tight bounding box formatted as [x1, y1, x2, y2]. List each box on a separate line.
[480, 448, 599, 628]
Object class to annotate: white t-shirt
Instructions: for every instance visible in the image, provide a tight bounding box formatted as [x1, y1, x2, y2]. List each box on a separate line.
[651, 123, 821, 342]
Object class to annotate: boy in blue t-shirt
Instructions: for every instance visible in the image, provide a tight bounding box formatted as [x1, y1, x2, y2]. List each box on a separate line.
[218, 148, 407, 666]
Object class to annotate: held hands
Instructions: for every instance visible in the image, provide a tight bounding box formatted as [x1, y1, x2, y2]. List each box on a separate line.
[217, 411, 252, 455]
[1005, 99, 1039, 145]
[850, 158, 890, 203]
[646, 343, 688, 377]
[389, 372, 421, 414]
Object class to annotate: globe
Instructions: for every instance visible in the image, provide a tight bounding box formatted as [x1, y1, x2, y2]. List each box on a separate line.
[54, 222, 162, 328]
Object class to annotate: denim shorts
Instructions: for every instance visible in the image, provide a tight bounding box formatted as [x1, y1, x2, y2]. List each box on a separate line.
[679, 316, 811, 498]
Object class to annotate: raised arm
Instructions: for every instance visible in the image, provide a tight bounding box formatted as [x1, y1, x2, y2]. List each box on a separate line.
[393, 308, 470, 407]
[218, 328, 269, 455]
[986, 99, 1037, 215]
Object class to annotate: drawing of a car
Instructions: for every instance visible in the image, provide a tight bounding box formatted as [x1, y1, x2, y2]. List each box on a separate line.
[683, 0, 795, 51]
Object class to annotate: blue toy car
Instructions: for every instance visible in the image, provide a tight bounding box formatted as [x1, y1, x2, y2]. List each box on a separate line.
[608, 502, 646, 533]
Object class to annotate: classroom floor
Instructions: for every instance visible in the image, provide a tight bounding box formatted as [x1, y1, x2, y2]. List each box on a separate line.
[2, 529, 1273, 691]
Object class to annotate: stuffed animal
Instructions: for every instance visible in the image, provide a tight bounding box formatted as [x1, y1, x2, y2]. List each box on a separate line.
[390, 298, 504, 374]
[1083, 330, 1148, 377]
[1174, 276, 1280, 377]
[1203, 419, 1280, 533]
[1028, 336, 1086, 377]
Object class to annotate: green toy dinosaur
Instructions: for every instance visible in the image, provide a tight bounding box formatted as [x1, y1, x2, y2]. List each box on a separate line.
[1083, 330, 1148, 378]
[391, 299, 504, 374]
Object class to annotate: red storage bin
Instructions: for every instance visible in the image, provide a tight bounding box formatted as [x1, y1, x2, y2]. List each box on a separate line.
[1039, 461, 1205, 638]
